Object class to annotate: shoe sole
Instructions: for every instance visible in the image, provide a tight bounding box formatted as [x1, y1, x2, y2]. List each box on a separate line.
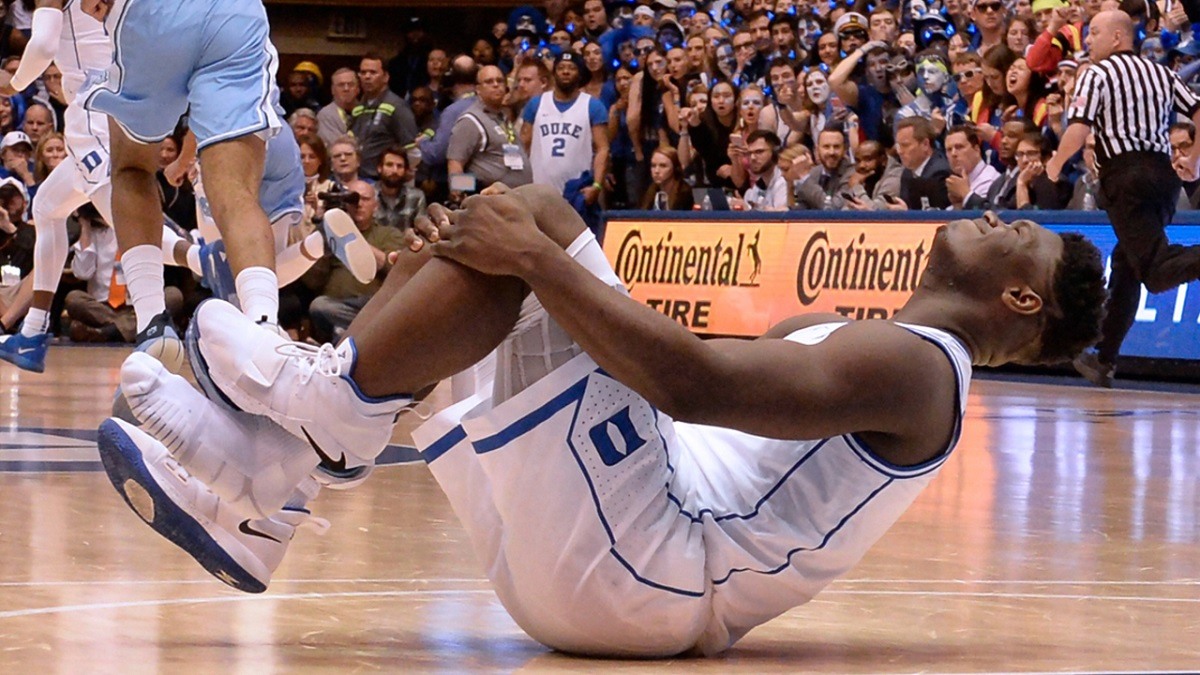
[324, 208, 376, 285]
[185, 299, 244, 414]
[0, 349, 45, 373]
[96, 418, 268, 593]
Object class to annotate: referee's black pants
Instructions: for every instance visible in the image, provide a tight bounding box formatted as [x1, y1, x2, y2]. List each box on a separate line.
[1096, 151, 1197, 365]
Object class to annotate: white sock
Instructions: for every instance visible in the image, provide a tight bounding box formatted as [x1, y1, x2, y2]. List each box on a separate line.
[275, 231, 324, 287]
[21, 308, 49, 337]
[185, 245, 202, 276]
[235, 266, 279, 325]
[122, 244, 167, 333]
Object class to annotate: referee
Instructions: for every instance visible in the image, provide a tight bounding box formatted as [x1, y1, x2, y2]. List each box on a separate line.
[1046, 9, 1200, 387]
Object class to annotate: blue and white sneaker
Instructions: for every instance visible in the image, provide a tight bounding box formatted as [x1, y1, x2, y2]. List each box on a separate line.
[186, 299, 411, 472]
[322, 208, 375, 284]
[0, 328, 50, 373]
[97, 418, 328, 593]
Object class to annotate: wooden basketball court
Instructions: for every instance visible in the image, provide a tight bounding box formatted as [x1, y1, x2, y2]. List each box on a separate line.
[0, 345, 1196, 673]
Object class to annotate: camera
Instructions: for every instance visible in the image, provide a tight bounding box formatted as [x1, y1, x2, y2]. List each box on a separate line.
[318, 186, 361, 211]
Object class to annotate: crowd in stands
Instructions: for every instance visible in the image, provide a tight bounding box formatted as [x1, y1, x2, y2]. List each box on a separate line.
[1, 0, 1199, 342]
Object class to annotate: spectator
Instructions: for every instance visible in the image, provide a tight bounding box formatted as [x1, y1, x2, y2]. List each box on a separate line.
[447, 65, 533, 197]
[419, 55, 479, 173]
[732, 129, 787, 210]
[472, 36, 500, 67]
[316, 68, 360, 148]
[424, 48, 450, 107]
[581, 0, 610, 41]
[969, 118, 1037, 208]
[0, 181, 31, 277]
[1007, 16, 1038, 54]
[351, 53, 419, 180]
[0, 130, 33, 195]
[329, 136, 367, 187]
[298, 134, 334, 231]
[373, 147, 425, 230]
[306, 180, 407, 343]
[951, 52, 986, 124]
[971, 0, 1008, 55]
[40, 63, 66, 128]
[680, 78, 737, 188]
[1013, 132, 1071, 209]
[63, 204, 181, 344]
[409, 85, 439, 137]
[33, 130, 63, 184]
[156, 132, 195, 231]
[945, 125, 1001, 208]
[793, 127, 856, 209]
[521, 51, 609, 204]
[280, 62, 323, 117]
[387, 16, 434, 99]
[972, 45, 1017, 130]
[1170, 121, 1200, 208]
[509, 59, 550, 136]
[0, 94, 16, 135]
[21, 101, 51, 143]
[1002, 57, 1051, 126]
[582, 41, 611, 103]
[834, 12, 870, 57]
[895, 51, 955, 127]
[608, 66, 642, 208]
[1067, 131, 1102, 210]
[893, 116, 951, 210]
[639, 146, 694, 210]
[844, 139, 904, 209]
[288, 108, 318, 140]
[828, 41, 898, 143]
[869, 8, 899, 43]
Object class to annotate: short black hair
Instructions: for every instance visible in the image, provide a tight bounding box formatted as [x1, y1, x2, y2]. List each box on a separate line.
[946, 124, 980, 149]
[1034, 232, 1107, 365]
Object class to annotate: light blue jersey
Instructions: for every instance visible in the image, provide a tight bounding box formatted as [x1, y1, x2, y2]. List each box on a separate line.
[84, 0, 282, 149]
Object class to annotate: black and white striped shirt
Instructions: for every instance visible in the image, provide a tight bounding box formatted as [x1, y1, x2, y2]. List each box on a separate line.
[1067, 51, 1200, 170]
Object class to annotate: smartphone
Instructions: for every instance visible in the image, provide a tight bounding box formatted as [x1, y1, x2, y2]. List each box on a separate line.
[731, 134, 747, 148]
[840, 192, 856, 201]
[884, 194, 902, 203]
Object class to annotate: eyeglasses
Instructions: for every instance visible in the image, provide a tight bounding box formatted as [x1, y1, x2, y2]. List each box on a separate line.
[975, 2, 1004, 11]
[953, 69, 981, 81]
[734, 41, 756, 51]
[840, 29, 868, 40]
[1015, 150, 1042, 159]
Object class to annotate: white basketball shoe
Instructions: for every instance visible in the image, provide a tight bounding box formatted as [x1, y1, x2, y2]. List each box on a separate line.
[120, 351, 322, 520]
[186, 299, 410, 471]
[97, 418, 329, 593]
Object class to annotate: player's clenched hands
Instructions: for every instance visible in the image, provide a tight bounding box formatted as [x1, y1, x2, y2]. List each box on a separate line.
[414, 196, 550, 277]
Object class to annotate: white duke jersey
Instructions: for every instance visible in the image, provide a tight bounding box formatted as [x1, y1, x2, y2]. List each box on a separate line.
[530, 91, 594, 192]
[670, 321, 973, 652]
[58, 1, 112, 102]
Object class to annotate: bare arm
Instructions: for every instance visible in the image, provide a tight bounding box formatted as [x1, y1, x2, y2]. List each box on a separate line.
[430, 187, 952, 444]
[1045, 122, 1089, 181]
[827, 47, 865, 108]
[520, 121, 533, 154]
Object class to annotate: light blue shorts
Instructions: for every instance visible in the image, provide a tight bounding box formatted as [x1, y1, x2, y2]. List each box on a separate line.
[260, 130, 304, 224]
[84, 0, 282, 150]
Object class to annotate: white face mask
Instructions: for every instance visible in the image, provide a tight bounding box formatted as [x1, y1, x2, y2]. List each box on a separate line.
[807, 78, 829, 105]
[917, 62, 948, 94]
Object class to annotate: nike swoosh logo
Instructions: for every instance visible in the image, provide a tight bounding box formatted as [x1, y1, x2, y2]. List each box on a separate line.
[238, 520, 282, 543]
[17, 347, 37, 355]
[302, 426, 347, 473]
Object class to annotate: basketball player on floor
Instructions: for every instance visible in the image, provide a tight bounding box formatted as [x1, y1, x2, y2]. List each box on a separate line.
[0, 0, 373, 374]
[101, 185, 1105, 656]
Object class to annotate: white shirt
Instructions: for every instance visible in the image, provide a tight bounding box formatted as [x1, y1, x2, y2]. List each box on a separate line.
[964, 160, 1000, 200]
[70, 224, 118, 303]
[742, 166, 788, 211]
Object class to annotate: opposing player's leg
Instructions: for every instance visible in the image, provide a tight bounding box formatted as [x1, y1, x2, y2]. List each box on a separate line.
[107, 121, 185, 367]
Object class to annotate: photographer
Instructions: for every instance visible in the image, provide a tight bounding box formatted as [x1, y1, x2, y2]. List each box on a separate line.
[305, 180, 408, 343]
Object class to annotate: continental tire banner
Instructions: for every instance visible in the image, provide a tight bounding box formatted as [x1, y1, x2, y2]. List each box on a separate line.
[603, 219, 940, 337]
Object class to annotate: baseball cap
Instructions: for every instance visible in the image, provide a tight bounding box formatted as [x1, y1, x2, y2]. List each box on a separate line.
[651, 0, 678, 8]
[834, 12, 869, 35]
[0, 131, 32, 152]
[633, 5, 656, 19]
[1031, 0, 1068, 12]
